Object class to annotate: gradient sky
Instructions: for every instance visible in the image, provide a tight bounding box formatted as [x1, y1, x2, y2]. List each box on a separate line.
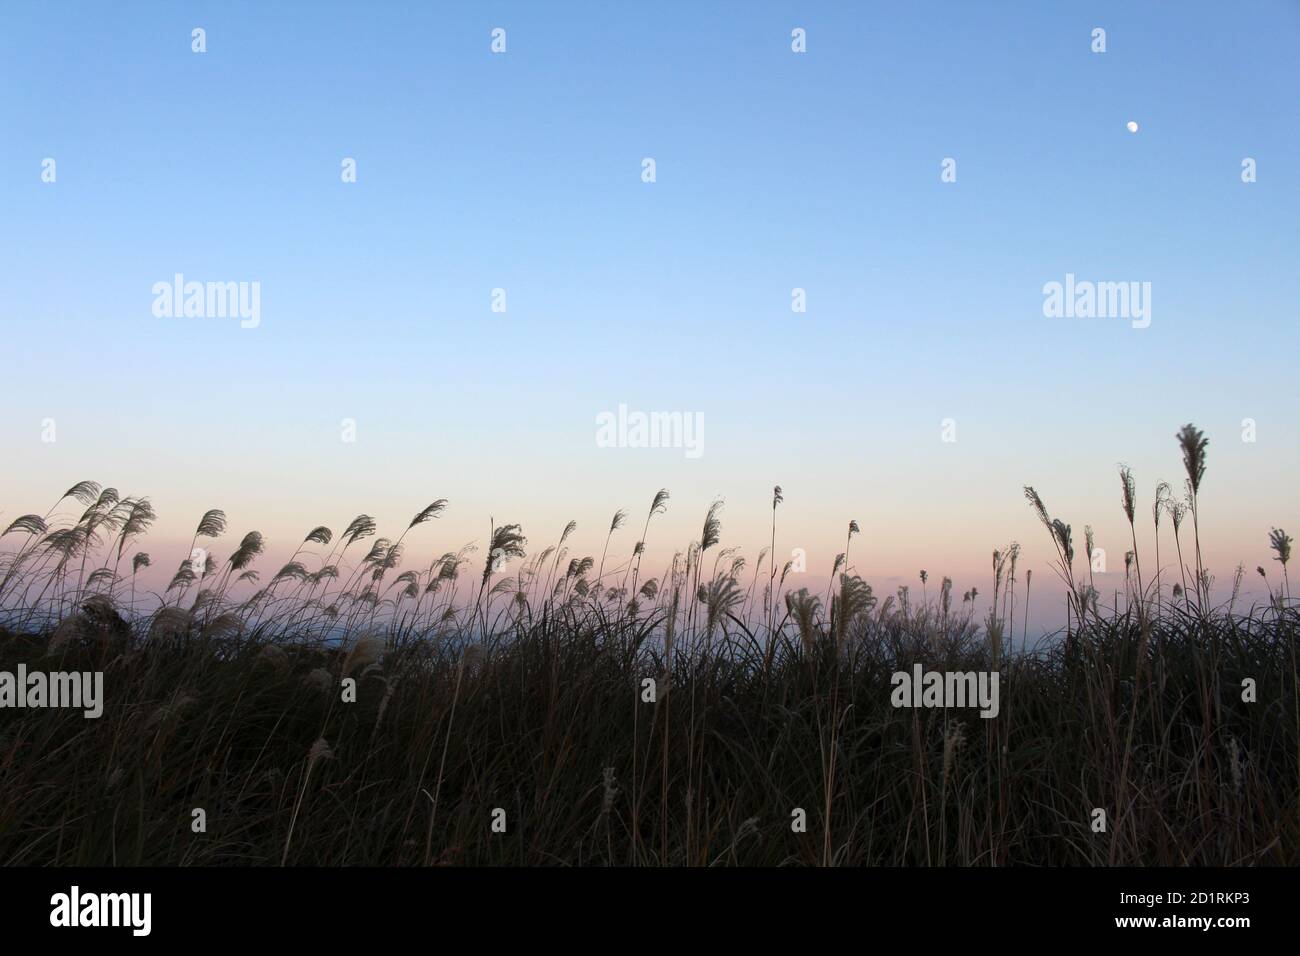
[2, 1, 1298, 632]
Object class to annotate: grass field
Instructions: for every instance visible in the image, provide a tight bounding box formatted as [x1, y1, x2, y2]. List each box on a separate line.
[0, 424, 1295, 865]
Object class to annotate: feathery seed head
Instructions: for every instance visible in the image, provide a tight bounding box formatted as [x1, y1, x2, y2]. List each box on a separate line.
[1268, 528, 1292, 566]
[701, 498, 724, 552]
[303, 526, 332, 546]
[230, 531, 265, 571]
[308, 738, 335, 764]
[194, 509, 227, 539]
[649, 488, 670, 517]
[1176, 424, 1208, 495]
[1023, 486, 1050, 528]
[4, 514, 48, 537]
[61, 480, 102, 506]
[1153, 481, 1171, 527]
[1118, 464, 1136, 524]
[409, 499, 448, 530]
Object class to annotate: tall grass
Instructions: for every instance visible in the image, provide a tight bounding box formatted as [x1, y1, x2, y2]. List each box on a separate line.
[0, 424, 1294, 865]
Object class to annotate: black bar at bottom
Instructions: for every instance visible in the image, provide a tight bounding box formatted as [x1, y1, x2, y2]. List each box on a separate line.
[0, 866, 1280, 942]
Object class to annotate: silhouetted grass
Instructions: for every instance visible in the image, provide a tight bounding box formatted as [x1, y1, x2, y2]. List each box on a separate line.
[0, 599, 1294, 865]
[0, 424, 1295, 865]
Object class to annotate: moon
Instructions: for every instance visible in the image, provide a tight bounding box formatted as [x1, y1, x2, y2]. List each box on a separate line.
[1126, 121, 1139, 133]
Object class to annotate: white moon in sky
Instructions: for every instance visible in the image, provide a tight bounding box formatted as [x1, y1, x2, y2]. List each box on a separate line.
[1126, 121, 1139, 133]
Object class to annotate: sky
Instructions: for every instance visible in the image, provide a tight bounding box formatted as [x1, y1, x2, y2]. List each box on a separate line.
[1, 1, 1298, 632]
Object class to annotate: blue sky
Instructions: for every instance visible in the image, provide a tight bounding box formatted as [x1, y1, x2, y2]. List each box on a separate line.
[2, 1, 1297, 627]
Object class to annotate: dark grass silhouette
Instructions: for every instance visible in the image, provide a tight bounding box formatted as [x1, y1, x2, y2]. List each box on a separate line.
[0, 424, 1295, 865]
